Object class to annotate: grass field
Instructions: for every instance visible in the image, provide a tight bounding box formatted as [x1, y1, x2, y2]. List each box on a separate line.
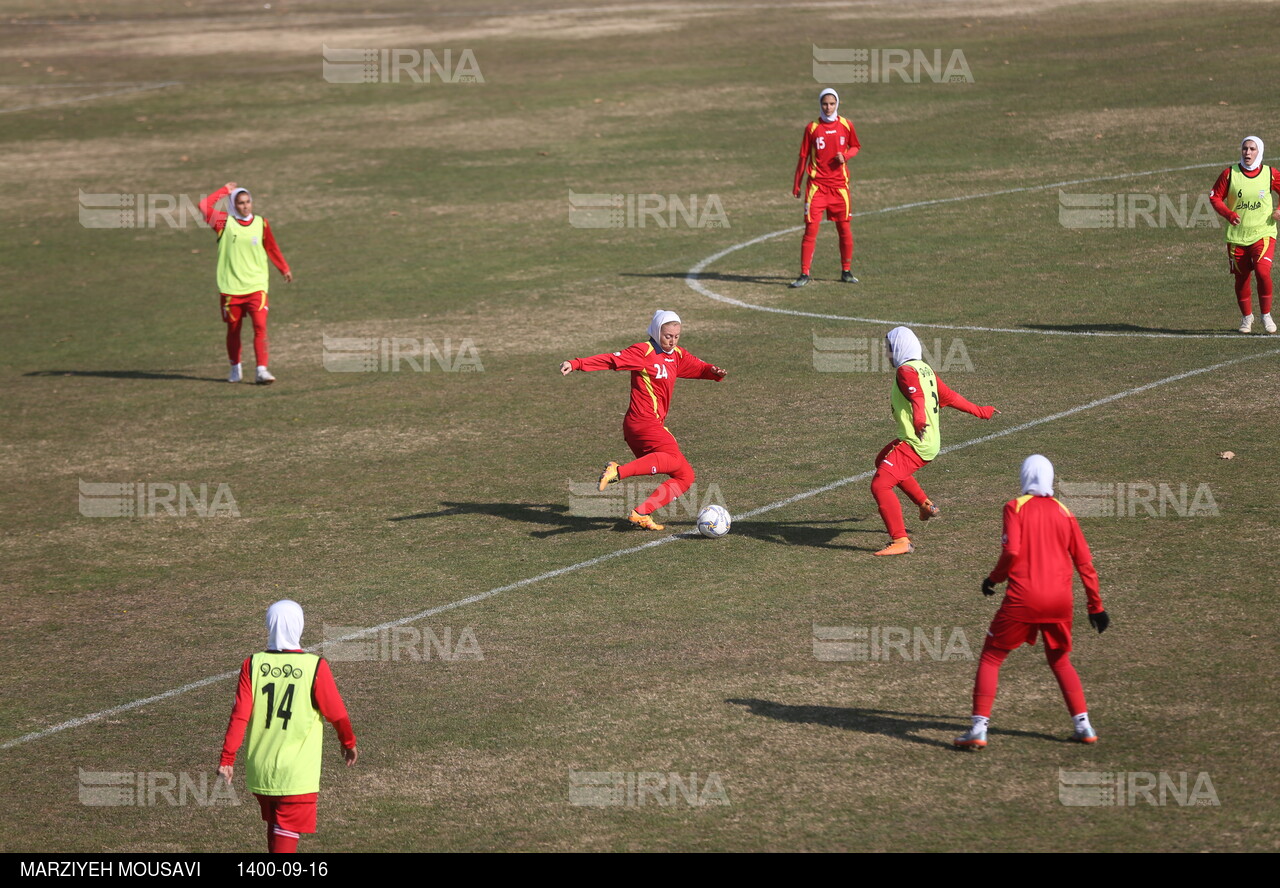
[2, 0, 1278, 853]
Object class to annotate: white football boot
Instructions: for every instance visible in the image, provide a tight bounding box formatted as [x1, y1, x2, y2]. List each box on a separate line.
[1239, 314, 1255, 333]
[227, 363, 242, 383]
[256, 366, 276, 385]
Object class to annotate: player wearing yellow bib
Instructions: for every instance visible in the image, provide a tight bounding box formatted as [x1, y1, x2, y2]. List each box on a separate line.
[870, 327, 999, 556]
[220, 600, 357, 853]
[1209, 137, 1280, 333]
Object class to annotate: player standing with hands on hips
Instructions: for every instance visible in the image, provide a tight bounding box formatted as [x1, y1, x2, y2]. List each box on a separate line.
[560, 310, 727, 531]
[954, 455, 1109, 749]
[790, 88, 860, 288]
[199, 182, 293, 384]
[869, 326, 998, 556]
[1209, 136, 1280, 333]
[219, 600, 357, 853]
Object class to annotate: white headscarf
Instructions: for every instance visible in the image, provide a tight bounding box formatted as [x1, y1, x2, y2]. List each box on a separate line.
[265, 599, 304, 651]
[818, 88, 839, 123]
[648, 310, 682, 352]
[1020, 454, 1054, 497]
[885, 326, 922, 368]
[227, 187, 254, 222]
[1241, 136, 1265, 172]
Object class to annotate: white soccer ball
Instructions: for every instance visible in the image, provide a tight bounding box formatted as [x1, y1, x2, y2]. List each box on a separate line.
[696, 504, 731, 538]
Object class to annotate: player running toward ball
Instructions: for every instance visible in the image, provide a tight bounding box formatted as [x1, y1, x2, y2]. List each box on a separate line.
[790, 88, 860, 288]
[1209, 137, 1280, 334]
[560, 310, 727, 531]
[199, 182, 293, 384]
[870, 326, 998, 556]
[954, 455, 1109, 749]
[219, 600, 357, 853]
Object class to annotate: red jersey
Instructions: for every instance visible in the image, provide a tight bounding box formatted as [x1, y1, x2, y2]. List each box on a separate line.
[200, 186, 291, 279]
[988, 495, 1103, 623]
[1209, 164, 1280, 224]
[220, 652, 355, 768]
[569, 341, 722, 429]
[793, 116, 860, 194]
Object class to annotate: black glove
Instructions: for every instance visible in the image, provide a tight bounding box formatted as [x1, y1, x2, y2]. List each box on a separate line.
[1088, 611, 1110, 634]
[981, 578, 998, 597]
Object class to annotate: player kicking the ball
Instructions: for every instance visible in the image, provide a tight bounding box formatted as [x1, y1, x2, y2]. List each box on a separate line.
[560, 310, 726, 531]
[954, 455, 1109, 749]
[790, 88, 860, 288]
[870, 326, 998, 556]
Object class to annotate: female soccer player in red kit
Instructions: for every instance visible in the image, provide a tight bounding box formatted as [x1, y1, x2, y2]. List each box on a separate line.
[870, 326, 998, 556]
[199, 182, 293, 384]
[560, 310, 727, 531]
[954, 455, 1110, 749]
[790, 88, 860, 288]
[219, 600, 357, 853]
[1208, 136, 1280, 333]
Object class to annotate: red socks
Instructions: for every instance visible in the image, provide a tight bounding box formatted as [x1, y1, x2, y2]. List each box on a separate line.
[267, 825, 299, 853]
[619, 451, 695, 515]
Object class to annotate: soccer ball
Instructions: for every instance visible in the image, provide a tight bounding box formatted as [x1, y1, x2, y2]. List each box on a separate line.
[696, 504, 731, 538]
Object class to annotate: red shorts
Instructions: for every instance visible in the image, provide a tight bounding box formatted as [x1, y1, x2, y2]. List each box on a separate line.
[805, 184, 851, 223]
[623, 423, 682, 458]
[985, 610, 1072, 653]
[255, 793, 318, 834]
[1227, 237, 1275, 276]
[873, 438, 928, 483]
[221, 291, 269, 323]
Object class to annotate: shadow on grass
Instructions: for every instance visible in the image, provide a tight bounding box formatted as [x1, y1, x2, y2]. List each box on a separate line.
[390, 501, 634, 539]
[1020, 322, 1226, 336]
[620, 271, 796, 286]
[25, 369, 223, 383]
[732, 517, 882, 552]
[727, 697, 1060, 750]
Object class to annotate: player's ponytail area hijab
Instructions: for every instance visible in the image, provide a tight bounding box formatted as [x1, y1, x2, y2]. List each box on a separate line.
[266, 599, 304, 651]
[1020, 455, 1054, 497]
[885, 325, 923, 367]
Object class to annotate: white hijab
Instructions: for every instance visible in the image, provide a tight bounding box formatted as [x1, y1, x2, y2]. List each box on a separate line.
[885, 326, 922, 368]
[648, 309, 682, 352]
[265, 599, 304, 651]
[818, 88, 839, 123]
[227, 187, 254, 222]
[1241, 136, 1265, 172]
[1020, 454, 1054, 497]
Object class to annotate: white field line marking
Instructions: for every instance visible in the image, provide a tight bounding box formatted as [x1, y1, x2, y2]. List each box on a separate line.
[686, 159, 1264, 339]
[0, 81, 180, 114]
[5, 346, 1277, 751]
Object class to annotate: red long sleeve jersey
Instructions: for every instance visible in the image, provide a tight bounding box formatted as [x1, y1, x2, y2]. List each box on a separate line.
[988, 496, 1103, 623]
[200, 186, 291, 277]
[220, 653, 355, 767]
[1209, 165, 1280, 221]
[897, 366, 995, 433]
[570, 342, 721, 428]
[793, 117, 860, 193]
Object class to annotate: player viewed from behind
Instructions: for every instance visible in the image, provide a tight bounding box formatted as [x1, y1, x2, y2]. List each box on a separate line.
[954, 455, 1109, 749]
[199, 182, 293, 384]
[219, 600, 357, 853]
[869, 326, 998, 556]
[560, 310, 727, 531]
[790, 88, 860, 288]
[1209, 136, 1280, 334]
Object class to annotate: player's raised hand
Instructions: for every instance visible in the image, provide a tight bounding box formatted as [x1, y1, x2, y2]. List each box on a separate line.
[560, 361, 574, 376]
[218, 764, 234, 785]
[1088, 611, 1110, 634]
[224, 182, 237, 192]
[981, 578, 998, 597]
